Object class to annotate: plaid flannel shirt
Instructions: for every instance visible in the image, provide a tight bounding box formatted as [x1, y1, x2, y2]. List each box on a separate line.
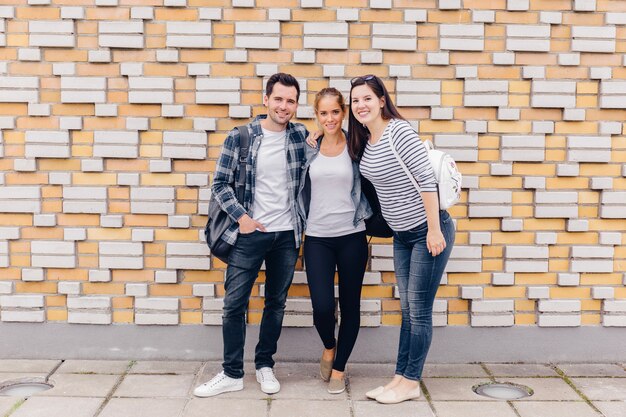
[211, 115, 308, 248]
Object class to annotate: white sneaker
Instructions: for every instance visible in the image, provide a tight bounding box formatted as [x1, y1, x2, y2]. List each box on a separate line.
[193, 371, 243, 397]
[256, 367, 280, 394]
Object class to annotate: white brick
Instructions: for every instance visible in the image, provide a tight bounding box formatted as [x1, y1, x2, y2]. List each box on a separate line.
[507, 0, 528, 10]
[68, 312, 112, 325]
[571, 259, 613, 273]
[0, 295, 44, 308]
[58, 281, 81, 295]
[21, 268, 44, 282]
[1, 311, 45, 323]
[131, 229, 154, 242]
[558, 53, 580, 66]
[461, 287, 483, 300]
[592, 287, 614, 300]
[89, 270, 111, 282]
[155, 270, 178, 284]
[126, 283, 148, 297]
[538, 315, 581, 327]
[67, 296, 111, 309]
[492, 273, 515, 286]
[131, 7, 153, 20]
[540, 11, 562, 24]
[535, 232, 557, 245]
[527, 286, 550, 299]
[88, 50, 111, 63]
[472, 299, 514, 313]
[505, 260, 548, 273]
[600, 232, 622, 245]
[539, 300, 581, 313]
[558, 273, 580, 286]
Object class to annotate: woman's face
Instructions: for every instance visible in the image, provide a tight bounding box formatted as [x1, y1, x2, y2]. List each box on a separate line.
[316, 95, 345, 136]
[350, 84, 384, 126]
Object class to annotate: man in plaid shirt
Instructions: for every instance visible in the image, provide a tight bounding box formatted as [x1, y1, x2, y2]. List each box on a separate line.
[195, 73, 308, 398]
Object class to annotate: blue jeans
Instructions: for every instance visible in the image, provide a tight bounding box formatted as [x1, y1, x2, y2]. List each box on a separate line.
[393, 210, 455, 381]
[222, 230, 299, 379]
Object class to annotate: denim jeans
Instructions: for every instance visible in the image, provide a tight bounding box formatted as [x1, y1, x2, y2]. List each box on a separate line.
[392, 210, 455, 381]
[222, 230, 299, 379]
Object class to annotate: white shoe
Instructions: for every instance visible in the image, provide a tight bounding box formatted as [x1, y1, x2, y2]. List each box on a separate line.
[256, 367, 280, 394]
[193, 371, 243, 397]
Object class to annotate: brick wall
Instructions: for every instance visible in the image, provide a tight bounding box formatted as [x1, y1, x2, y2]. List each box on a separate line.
[0, 0, 625, 330]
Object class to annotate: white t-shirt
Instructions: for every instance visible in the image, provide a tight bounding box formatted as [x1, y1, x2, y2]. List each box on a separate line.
[251, 128, 293, 232]
[305, 146, 365, 237]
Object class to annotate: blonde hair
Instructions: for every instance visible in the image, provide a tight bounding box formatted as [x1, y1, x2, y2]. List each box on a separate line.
[313, 87, 345, 112]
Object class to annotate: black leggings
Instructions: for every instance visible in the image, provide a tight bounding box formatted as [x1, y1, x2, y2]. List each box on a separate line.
[303, 231, 368, 372]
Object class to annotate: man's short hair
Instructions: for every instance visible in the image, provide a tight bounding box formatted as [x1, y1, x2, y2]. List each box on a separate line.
[266, 73, 300, 101]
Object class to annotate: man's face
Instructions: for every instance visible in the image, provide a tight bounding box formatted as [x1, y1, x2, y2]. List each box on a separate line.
[263, 82, 299, 128]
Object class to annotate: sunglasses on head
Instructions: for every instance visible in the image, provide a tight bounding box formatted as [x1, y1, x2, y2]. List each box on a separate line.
[350, 74, 377, 85]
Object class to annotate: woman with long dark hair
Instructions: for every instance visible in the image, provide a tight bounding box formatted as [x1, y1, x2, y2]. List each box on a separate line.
[349, 75, 455, 404]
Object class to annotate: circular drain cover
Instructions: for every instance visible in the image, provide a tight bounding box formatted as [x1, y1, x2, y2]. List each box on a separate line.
[473, 382, 533, 400]
[0, 381, 53, 397]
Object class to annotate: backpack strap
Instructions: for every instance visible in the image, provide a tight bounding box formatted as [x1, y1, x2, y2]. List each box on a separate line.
[387, 131, 423, 195]
[234, 125, 250, 204]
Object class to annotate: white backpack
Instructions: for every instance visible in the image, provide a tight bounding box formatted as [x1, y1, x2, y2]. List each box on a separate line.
[388, 136, 462, 210]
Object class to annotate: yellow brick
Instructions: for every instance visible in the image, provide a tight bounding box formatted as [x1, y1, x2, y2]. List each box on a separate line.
[511, 206, 533, 217]
[546, 177, 590, 189]
[87, 228, 132, 241]
[549, 246, 570, 258]
[550, 287, 591, 298]
[509, 95, 529, 107]
[113, 311, 134, 324]
[515, 314, 536, 325]
[483, 259, 503, 271]
[549, 259, 570, 272]
[77, 255, 99, 269]
[509, 81, 531, 94]
[456, 218, 501, 231]
[72, 173, 117, 185]
[581, 300, 602, 311]
[48, 310, 68, 322]
[580, 274, 623, 286]
[382, 314, 401, 326]
[447, 273, 490, 285]
[83, 283, 125, 295]
[479, 177, 522, 188]
[17, 7, 60, 19]
[112, 297, 133, 309]
[515, 300, 535, 311]
[47, 269, 88, 281]
[581, 314, 601, 325]
[483, 287, 526, 298]
[150, 285, 192, 297]
[448, 314, 469, 326]
[112, 270, 153, 282]
[181, 312, 202, 324]
[247, 312, 261, 324]
[359, 9, 403, 21]
[436, 286, 459, 298]
[140, 174, 186, 186]
[182, 270, 225, 283]
[512, 191, 534, 204]
[361, 286, 393, 298]
[576, 96, 599, 108]
[488, 121, 532, 133]
[448, 299, 469, 312]
[16, 282, 57, 293]
[46, 295, 66, 308]
[77, 242, 98, 255]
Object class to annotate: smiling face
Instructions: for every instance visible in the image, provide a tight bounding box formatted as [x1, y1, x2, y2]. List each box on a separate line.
[315, 95, 345, 136]
[350, 84, 385, 127]
[263, 82, 299, 131]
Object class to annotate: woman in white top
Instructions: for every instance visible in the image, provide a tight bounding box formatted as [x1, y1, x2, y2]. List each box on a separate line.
[297, 88, 372, 394]
[349, 75, 455, 404]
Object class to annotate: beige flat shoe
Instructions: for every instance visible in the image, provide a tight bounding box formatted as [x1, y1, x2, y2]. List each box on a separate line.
[376, 386, 421, 404]
[327, 376, 346, 394]
[319, 348, 335, 382]
[365, 386, 385, 400]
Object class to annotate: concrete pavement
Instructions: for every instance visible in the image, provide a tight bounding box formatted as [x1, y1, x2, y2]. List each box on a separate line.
[1, 360, 625, 416]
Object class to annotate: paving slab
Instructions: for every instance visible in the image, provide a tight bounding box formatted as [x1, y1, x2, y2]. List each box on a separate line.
[570, 378, 626, 401]
[558, 363, 626, 377]
[432, 401, 518, 417]
[349, 377, 426, 402]
[114, 374, 195, 398]
[183, 398, 266, 417]
[422, 364, 489, 378]
[422, 378, 495, 401]
[271, 375, 348, 400]
[129, 361, 202, 375]
[513, 401, 600, 417]
[0, 373, 50, 384]
[57, 360, 131, 375]
[277, 362, 321, 378]
[99, 398, 188, 417]
[593, 401, 626, 417]
[346, 363, 397, 377]
[506, 378, 582, 401]
[10, 397, 103, 417]
[270, 399, 351, 417]
[0, 360, 61, 374]
[0, 397, 23, 416]
[353, 400, 434, 417]
[484, 363, 558, 377]
[39, 374, 120, 397]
